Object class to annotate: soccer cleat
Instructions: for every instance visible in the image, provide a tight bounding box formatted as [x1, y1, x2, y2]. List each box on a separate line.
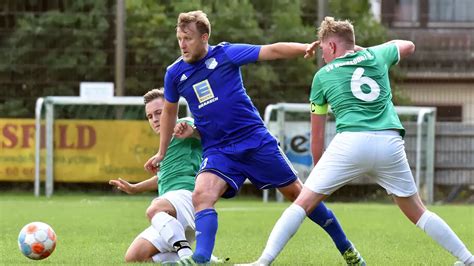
[176, 255, 230, 265]
[176, 256, 200, 265]
[342, 245, 366, 266]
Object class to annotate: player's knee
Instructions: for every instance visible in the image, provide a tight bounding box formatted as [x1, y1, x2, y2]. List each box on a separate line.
[281, 188, 300, 202]
[145, 206, 157, 221]
[146, 202, 175, 221]
[192, 189, 217, 209]
[278, 181, 303, 202]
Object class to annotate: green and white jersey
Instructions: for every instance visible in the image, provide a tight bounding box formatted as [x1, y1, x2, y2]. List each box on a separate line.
[158, 117, 202, 195]
[310, 43, 405, 137]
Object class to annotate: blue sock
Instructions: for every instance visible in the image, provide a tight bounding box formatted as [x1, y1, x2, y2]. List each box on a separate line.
[307, 202, 352, 254]
[192, 208, 218, 263]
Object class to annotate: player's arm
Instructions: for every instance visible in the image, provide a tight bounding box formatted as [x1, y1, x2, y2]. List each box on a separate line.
[354, 44, 365, 51]
[174, 121, 200, 139]
[310, 103, 328, 165]
[386, 40, 415, 59]
[258, 41, 319, 61]
[109, 176, 158, 194]
[144, 100, 178, 173]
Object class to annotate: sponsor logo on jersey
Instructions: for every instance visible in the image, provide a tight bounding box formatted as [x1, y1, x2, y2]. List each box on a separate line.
[193, 80, 219, 108]
[180, 73, 188, 81]
[205, 57, 218, 69]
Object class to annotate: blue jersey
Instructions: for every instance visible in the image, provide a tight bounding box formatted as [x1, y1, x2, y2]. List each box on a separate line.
[164, 43, 267, 150]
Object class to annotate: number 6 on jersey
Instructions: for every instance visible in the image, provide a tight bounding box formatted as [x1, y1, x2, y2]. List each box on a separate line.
[350, 67, 380, 102]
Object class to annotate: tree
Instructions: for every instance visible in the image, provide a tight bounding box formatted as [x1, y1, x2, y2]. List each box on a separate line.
[0, 0, 398, 117]
[0, 0, 112, 118]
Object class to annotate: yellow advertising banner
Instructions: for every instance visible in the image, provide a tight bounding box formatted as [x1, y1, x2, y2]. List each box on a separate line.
[0, 119, 159, 182]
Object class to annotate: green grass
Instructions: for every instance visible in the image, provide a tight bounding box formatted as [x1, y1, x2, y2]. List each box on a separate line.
[0, 193, 473, 265]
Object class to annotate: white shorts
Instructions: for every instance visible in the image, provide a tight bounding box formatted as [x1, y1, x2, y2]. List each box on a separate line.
[304, 130, 418, 197]
[138, 189, 195, 253]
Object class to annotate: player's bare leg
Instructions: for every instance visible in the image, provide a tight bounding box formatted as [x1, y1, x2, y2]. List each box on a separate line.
[394, 193, 474, 265]
[124, 237, 158, 262]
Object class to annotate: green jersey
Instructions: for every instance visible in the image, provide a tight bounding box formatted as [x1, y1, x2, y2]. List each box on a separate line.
[158, 117, 202, 195]
[310, 43, 405, 137]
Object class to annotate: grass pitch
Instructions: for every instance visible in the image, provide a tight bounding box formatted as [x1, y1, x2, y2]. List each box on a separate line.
[0, 193, 473, 265]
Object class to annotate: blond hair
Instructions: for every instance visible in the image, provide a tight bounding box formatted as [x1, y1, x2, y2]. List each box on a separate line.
[143, 88, 164, 104]
[318, 16, 355, 47]
[177, 10, 211, 37]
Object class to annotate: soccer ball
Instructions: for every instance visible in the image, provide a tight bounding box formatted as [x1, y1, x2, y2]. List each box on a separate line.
[18, 222, 56, 260]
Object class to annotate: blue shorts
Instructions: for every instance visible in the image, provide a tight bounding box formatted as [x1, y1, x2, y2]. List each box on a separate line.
[198, 132, 298, 198]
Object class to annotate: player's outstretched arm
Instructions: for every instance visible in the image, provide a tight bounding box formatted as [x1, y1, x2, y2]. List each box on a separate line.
[109, 176, 158, 194]
[144, 100, 178, 173]
[258, 41, 319, 61]
[387, 39, 415, 59]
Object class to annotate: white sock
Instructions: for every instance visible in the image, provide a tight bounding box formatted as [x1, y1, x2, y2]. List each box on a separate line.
[416, 210, 473, 264]
[152, 252, 180, 263]
[258, 204, 307, 264]
[151, 212, 193, 259]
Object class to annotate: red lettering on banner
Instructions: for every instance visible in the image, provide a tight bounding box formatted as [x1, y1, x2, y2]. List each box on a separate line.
[1, 121, 97, 149]
[2, 124, 18, 148]
[21, 124, 35, 148]
[77, 125, 96, 149]
[58, 125, 74, 149]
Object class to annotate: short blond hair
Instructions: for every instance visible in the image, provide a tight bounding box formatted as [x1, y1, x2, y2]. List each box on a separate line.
[318, 16, 354, 47]
[143, 88, 164, 104]
[177, 10, 211, 37]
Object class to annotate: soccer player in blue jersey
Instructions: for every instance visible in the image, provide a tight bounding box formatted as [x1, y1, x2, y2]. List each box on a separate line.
[144, 10, 364, 265]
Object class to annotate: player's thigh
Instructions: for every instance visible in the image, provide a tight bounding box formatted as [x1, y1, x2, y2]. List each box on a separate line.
[159, 190, 196, 242]
[147, 197, 177, 219]
[374, 135, 418, 197]
[304, 133, 370, 195]
[193, 171, 229, 210]
[198, 152, 244, 199]
[125, 233, 159, 262]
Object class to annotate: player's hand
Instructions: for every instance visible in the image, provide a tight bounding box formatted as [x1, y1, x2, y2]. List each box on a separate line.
[144, 153, 163, 174]
[174, 122, 194, 138]
[109, 177, 137, 194]
[304, 40, 320, 59]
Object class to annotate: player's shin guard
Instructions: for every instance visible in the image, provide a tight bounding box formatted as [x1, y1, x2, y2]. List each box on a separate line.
[193, 208, 218, 263]
[307, 202, 352, 254]
[416, 210, 474, 264]
[258, 204, 306, 264]
[151, 212, 193, 259]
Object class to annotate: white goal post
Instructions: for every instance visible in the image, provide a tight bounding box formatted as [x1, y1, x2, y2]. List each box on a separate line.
[263, 103, 436, 204]
[34, 96, 190, 197]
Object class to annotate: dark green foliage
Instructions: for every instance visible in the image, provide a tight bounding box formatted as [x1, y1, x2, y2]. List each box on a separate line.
[0, 0, 402, 118]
